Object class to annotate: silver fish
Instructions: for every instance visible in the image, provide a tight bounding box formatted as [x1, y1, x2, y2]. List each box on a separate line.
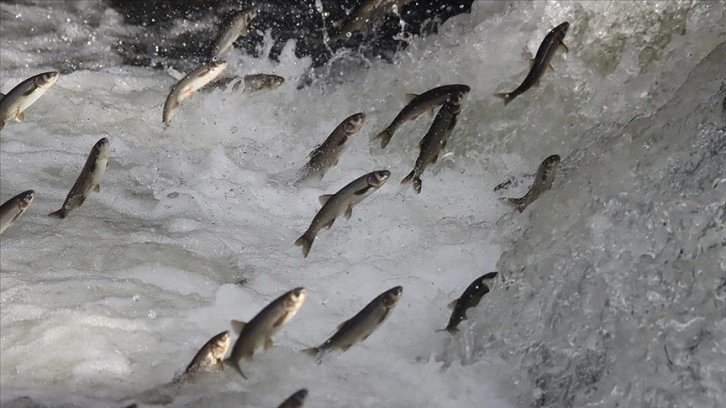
[211, 9, 257, 59]
[495, 22, 569, 105]
[294, 170, 390, 257]
[49, 138, 110, 219]
[241, 74, 285, 93]
[374, 84, 470, 148]
[0, 190, 35, 235]
[225, 287, 307, 378]
[500, 154, 561, 212]
[162, 60, 228, 127]
[304, 286, 402, 358]
[439, 272, 498, 334]
[401, 93, 465, 193]
[0, 71, 59, 129]
[277, 389, 308, 408]
[298, 113, 366, 183]
[172, 331, 232, 383]
[330, 0, 413, 40]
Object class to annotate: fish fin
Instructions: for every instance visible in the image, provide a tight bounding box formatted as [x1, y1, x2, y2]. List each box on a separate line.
[294, 235, 312, 258]
[344, 204, 353, 220]
[413, 177, 422, 194]
[308, 144, 321, 158]
[405, 93, 418, 103]
[534, 78, 542, 87]
[559, 42, 569, 53]
[264, 337, 273, 350]
[337, 134, 348, 147]
[0, 120, 4, 129]
[374, 129, 393, 148]
[447, 327, 460, 334]
[401, 170, 415, 185]
[494, 93, 514, 106]
[462, 312, 469, 321]
[16, 109, 24, 122]
[318, 194, 334, 206]
[432, 154, 439, 163]
[427, 107, 435, 118]
[528, 58, 535, 69]
[546, 64, 555, 73]
[93, 184, 101, 193]
[499, 197, 525, 212]
[448, 298, 459, 309]
[302, 347, 319, 357]
[341, 344, 352, 351]
[230, 320, 246, 334]
[224, 359, 248, 379]
[323, 218, 335, 229]
[333, 158, 339, 166]
[48, 209, 66, 219]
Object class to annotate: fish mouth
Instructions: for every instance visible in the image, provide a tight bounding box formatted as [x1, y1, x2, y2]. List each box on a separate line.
[384, 286, 403, 305]
[37, 71, 60, 87]
[290, 287, 307, 305]
[346, 113, 366, 131]
[371, 170, 391, 186]
[559, 22, 570, 32]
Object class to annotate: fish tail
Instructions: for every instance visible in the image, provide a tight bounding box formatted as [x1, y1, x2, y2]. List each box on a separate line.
[224, 359, 248, 379]
[494, 92, 515, 106]
[294, 234, 313, 258]
[413, 177, 422, 194]
[499, 197, 524, 213]
[48, 208, 66, 219]
[400, 170, 415, 185]
[374, 128, 393, 148]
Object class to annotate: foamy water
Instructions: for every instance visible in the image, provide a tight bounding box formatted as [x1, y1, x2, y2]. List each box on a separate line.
[1, 1, 724, 407]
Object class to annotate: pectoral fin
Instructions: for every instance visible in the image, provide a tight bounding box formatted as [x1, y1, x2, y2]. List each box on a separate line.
[230, 320, 246, 334]
[546, 64, 555, 73]
[427, 107, 435, 118]
[344, 204, 353, 220]
[323, 218, 335, 229]
[16, 109, 25, 122]
[93, 184, 101, 193]
[405, 93, 418, 103]
[559, 42, 569, 53]
[448, 298, 459, 309]
[319, 194, 334, 206]
[264, 337, 273, 350]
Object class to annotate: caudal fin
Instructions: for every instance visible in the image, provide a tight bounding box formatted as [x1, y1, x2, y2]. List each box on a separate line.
[223, 359, 248, 379]
[294, 234, 313, 258]
[499, 197, 524, 213]
[48, 208, 67, 219]
[374, 128, 393, 149]
[401, 171, 422, 194]
[494, 92, 515, 106]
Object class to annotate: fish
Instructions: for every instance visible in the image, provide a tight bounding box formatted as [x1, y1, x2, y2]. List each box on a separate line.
[294, 170, 390, 257]
[172, 331, 232, 383]
[210, 9, 257, 59]
[277, 389, 308, 408]
[401, 92, 465, 193]
[439, 272, 498, 334]
[162, 60, 228, 127]
[304, 286, 402, 358]
[330, 0, 413, 40]
[374, 84, 470, 148]
[500, 154, 561, 212]
[0, 190, 35, 235]
[297, 113, 366, 183]
[495, 22, 569, 105]
[49, 138, 110, 219]
[225, 287, 307, 378]
[0, 71, 59, 129]
[241, 74, 285, 93]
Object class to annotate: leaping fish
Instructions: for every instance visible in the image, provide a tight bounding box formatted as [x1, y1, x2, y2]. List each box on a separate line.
[210, 9, 257, 59]
[172, 331, 232, 383]
[294, 170, 390, 257]
[225, 287, 307, 379]
[0, 190, 35, 235]
[495, 22, 569, 105]
[439, 272, 498, 334]
[0, 71, 59, 129]
[162, 60, 227, 127]
[500, 154, 560, 212]
[374, 84, 470, 148]
[49, 138, 110, 219]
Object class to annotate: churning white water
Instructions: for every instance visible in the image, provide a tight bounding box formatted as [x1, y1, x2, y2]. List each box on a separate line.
[1, 1, 725, 407]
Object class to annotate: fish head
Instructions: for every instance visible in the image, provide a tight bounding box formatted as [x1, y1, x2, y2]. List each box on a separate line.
[543, 154, 561, 171]
[382, 286, 403, 308]
[283, 287, 307, 312]
[290, 389, 308, 403]
[210, 331, 232, 360]
[94, 138, 111, 159]
[556, 22, 570, 34]
[18, 190, 35, 210]
[208, 59, 229, 73]
[243, 8, 257, 25]
[447, 92, 466, 114]
[265, 75, 285, 89]
[344, 112, 366, 134]
[35, 71, 59, 89]
[367, 170, 391, 188]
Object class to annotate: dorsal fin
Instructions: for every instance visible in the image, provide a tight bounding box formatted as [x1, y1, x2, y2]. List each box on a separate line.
[405, 93, 418, 103]
[319, 194, 334, 206]
[230, 320, 246, 335]
[448, 298, 459, 310]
